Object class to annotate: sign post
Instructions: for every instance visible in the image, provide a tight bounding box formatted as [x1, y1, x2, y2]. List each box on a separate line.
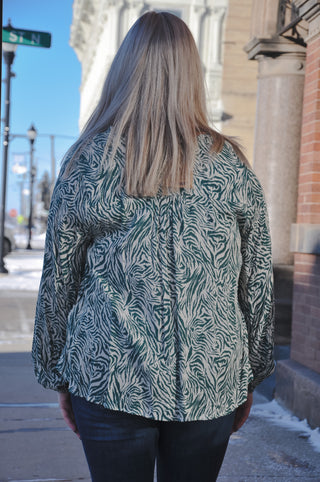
[0, 22, 52, 271]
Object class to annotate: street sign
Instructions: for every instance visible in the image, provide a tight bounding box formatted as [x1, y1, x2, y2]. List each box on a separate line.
[9, 209, 18, 218]
[2, 26, 51, 48]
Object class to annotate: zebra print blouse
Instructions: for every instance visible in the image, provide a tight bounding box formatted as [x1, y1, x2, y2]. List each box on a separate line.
[32, 130, 275, 422]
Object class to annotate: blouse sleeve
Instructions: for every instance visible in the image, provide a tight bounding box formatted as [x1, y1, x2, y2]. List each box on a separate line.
[32, 159, 91, 392]
[238, 169, 275, 392]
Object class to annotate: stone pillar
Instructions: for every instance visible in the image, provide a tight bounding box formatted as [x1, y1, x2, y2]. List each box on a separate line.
[245, 1, 306, 342]
[188, 4, 206, 48]
[249, 48, 306, 266]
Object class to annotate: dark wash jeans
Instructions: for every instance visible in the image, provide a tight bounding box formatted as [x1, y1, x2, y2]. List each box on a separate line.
[71, 394, 235, 482]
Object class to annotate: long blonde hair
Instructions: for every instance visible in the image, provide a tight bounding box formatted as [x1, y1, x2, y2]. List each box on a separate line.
[67, 11, 247, 196]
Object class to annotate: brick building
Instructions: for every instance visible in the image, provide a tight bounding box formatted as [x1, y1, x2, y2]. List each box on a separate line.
[246, 0, 320, 428]
[277, 0, 320, 429]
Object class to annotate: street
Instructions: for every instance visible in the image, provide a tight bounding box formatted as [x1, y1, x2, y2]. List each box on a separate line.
[0, 250, 320, 481]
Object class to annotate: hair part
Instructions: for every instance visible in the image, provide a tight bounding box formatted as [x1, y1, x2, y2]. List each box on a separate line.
[65, 11, 248, 196]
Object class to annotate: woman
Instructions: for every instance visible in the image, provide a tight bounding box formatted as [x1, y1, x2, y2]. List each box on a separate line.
[32, 11, 275, 482]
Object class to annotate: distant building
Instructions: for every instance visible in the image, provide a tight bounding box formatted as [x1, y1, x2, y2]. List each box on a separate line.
[70, 0, 257, 162]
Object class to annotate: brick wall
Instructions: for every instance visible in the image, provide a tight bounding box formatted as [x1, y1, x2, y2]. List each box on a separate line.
[291, 254, 320, 371]
[291, 34, 320, 374]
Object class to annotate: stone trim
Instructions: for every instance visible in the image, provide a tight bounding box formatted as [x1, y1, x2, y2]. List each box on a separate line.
[293, 0, 320, 41]
[290, 223, 320, 254]
[245, 36, 306, 60]
[257, 54, 305, 78]
[307, 13, 320, 40]
[276, 358, 320, 429]
[297, 0, 320, 21]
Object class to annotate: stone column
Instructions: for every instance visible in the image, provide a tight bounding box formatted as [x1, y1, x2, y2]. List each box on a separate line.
[119, 1, 145, 43]
[245, 0, 306, 341]
[188, 4, 206, 48]
[247, 45, 306, 266]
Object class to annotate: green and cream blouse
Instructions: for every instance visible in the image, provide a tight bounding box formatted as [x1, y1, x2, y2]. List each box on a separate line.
[32, 131, 275, 422]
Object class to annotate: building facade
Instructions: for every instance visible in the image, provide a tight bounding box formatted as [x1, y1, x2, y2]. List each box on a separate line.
[245, 0, 320, 428]
[70, 0, 320, 428]
[278, 0, 320, 429]
[70, 0, 257, 161]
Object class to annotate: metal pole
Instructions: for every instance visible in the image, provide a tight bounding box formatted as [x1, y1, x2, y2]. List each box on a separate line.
[0, 49, 15, 273]
[26, 140, 35, 250]
[50, 134, 56, 194]
[20, 179, 24, 218]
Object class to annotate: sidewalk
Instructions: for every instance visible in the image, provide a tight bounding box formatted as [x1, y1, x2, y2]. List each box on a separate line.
[1, 250, 320, 481]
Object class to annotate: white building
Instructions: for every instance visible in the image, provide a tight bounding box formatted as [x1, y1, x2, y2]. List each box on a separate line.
[70, 0, 229, 131]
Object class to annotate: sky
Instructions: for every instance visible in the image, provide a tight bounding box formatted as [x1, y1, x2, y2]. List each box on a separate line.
[1, 0, 81, 215]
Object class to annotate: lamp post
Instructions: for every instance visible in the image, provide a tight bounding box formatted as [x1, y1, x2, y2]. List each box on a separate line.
[26, 125, 37, 250]
[0, 38, 17, 273]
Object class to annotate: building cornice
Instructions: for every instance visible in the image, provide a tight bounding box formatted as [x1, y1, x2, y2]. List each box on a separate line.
[245, 36, 306, 60]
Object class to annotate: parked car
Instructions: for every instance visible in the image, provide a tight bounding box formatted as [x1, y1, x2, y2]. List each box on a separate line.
[3, 224, 16, 256]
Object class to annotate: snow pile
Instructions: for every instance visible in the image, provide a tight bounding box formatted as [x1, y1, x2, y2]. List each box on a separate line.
[252, 399, 320, 453]
[15, 232, 46, 250]
[0, 249, 44, 291]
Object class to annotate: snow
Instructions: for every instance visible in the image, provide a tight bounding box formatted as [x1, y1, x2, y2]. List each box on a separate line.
[0, 234, 45, 291]
[252, 399, 320, 453]
[14, 232, 46, 249]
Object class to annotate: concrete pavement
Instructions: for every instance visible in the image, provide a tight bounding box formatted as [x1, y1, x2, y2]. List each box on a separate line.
[1, 347, 320, 482]
[1, 252, 320, 481]
[0, 350, 91, 482]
